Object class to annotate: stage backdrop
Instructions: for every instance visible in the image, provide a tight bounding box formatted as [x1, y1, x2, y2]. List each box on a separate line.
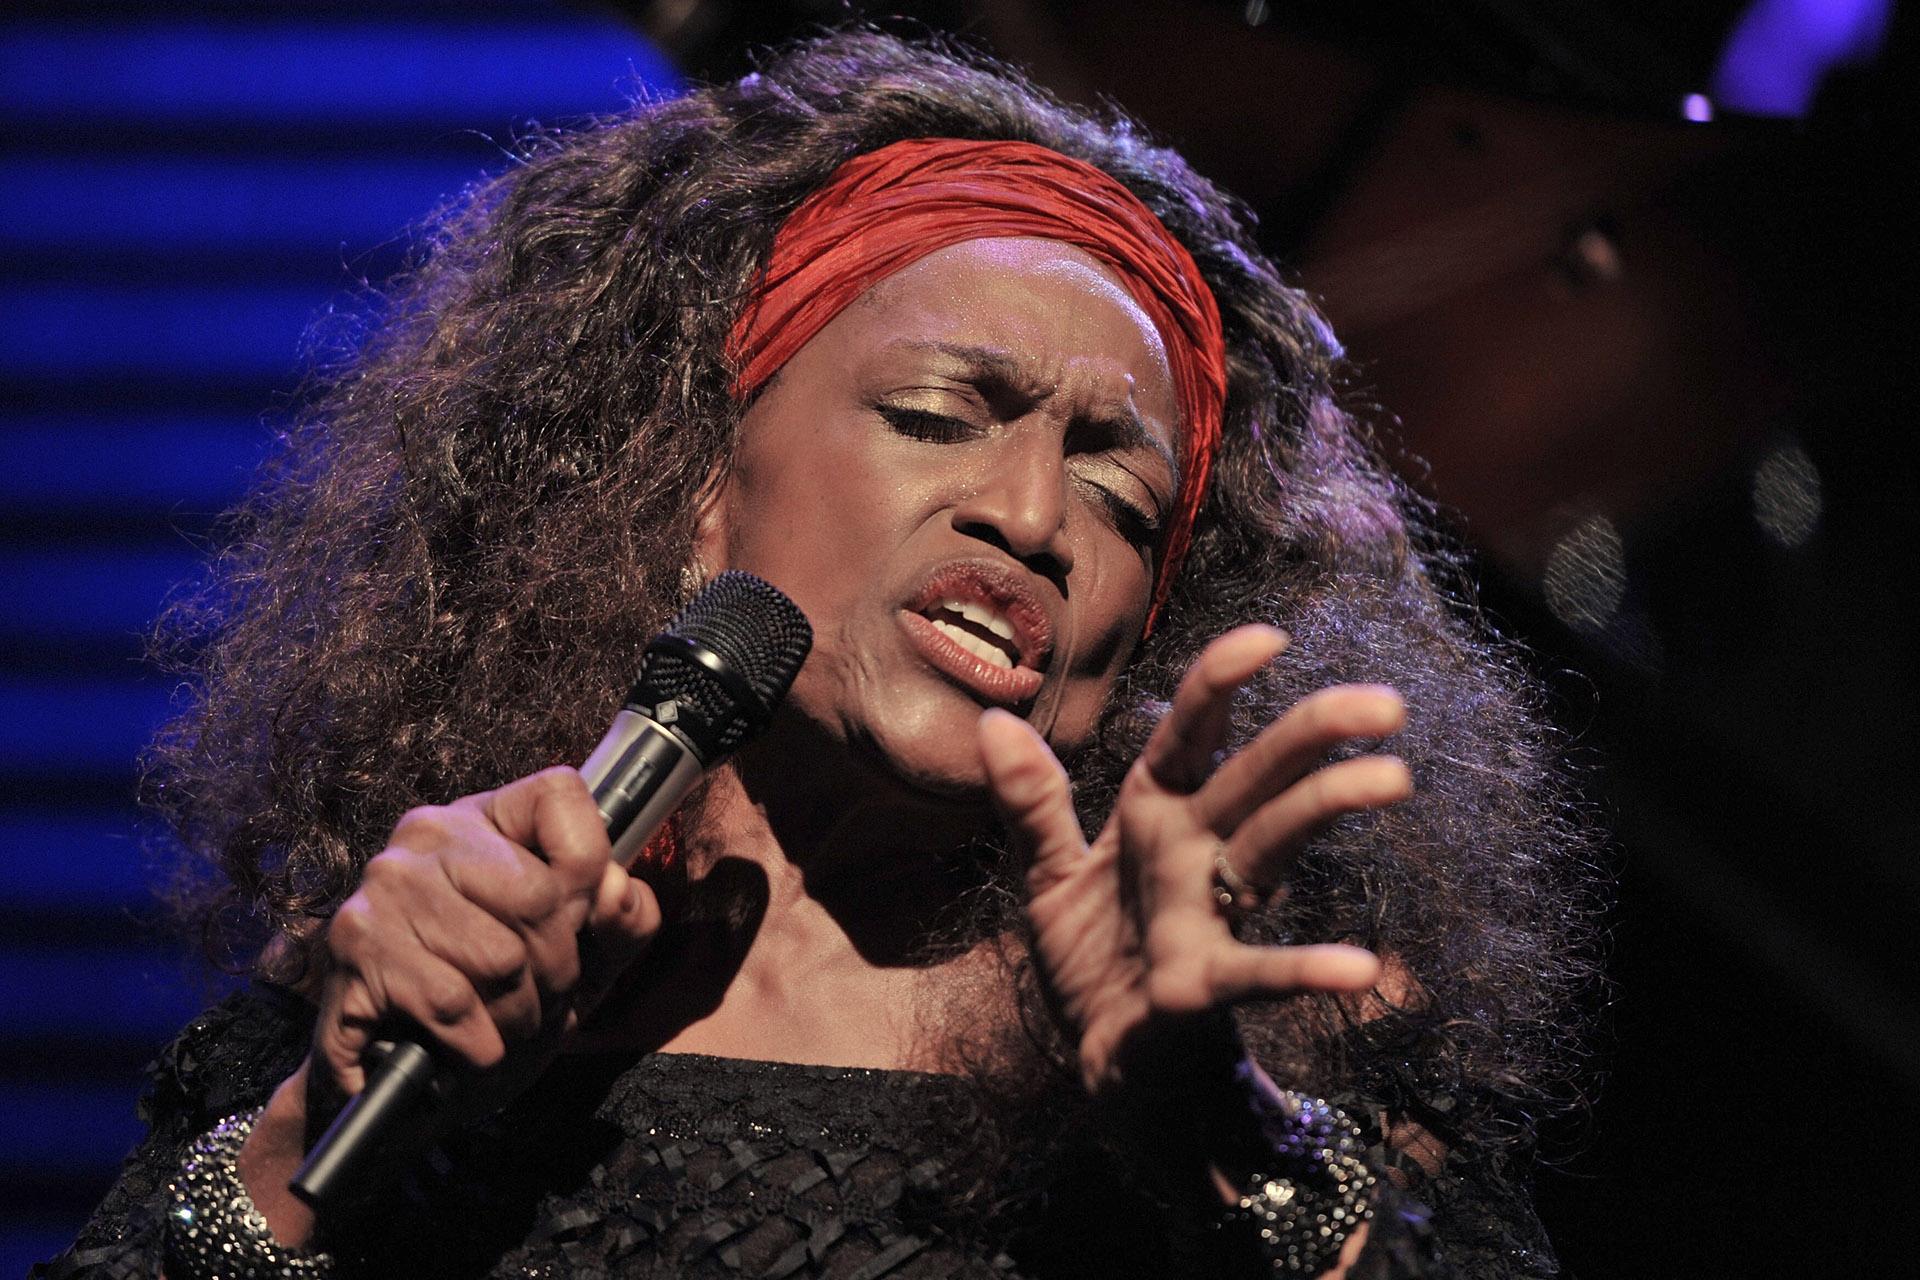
[0, 2, 676, 1270]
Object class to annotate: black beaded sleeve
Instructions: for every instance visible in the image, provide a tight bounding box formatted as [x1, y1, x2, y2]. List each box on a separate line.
[29, 984, 315, 1280]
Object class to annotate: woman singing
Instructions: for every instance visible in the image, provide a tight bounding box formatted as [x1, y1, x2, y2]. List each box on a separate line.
[42, 29, 1593, 1280]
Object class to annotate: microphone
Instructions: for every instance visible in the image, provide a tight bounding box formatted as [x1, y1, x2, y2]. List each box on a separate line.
[289, 571, 812, 1209]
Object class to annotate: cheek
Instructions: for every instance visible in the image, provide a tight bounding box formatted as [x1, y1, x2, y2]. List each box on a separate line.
[1068, 521, 1155, 644]
[1039, 537, 1149, 748]
[721, 429, 875, 565]
[713, 436, 935, 651]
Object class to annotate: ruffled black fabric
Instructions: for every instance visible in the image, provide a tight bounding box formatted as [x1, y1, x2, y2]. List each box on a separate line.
[32, 986, 1555, 1278]
[32, 984, 313, 1280]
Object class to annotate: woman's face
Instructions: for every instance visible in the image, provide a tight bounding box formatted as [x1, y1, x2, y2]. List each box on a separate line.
[702, 237, 1180, 798]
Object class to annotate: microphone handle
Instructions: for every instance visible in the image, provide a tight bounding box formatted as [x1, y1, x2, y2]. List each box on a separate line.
[288, 709, 704, 1210]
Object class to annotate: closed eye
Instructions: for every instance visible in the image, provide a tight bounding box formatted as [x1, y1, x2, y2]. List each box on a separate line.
[879, 400, 1167, 546]
[1062, 416, 1175, 550]
[875, 404, 982, 443]
[1084, 478, 1164, 547]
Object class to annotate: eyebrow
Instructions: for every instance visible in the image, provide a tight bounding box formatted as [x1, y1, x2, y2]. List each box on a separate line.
[892, 339, 1181, 486]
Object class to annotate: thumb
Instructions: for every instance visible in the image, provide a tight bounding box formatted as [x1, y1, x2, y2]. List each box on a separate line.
[978, 708, 1088, 890]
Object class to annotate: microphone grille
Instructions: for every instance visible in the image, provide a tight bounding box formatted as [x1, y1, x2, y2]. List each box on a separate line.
[632, 572, 812, 759]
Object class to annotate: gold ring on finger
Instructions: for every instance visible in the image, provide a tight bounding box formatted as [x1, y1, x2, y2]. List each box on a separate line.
[1211, 844, 1277, 913]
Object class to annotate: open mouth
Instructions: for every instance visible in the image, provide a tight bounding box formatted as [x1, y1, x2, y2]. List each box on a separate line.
[900, 562, 1054, 705]
[921, 598, 1023, 670]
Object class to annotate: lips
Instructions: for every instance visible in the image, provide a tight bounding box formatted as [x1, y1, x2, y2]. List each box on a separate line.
[900, 561, 1054, 706]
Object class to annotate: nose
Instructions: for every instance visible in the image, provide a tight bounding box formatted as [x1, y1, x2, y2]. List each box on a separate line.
[952, 431, 1074, 584]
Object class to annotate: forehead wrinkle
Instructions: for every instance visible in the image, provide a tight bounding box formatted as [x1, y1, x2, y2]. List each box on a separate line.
[889, 339, 1048, 395]
[886, 338, 1178, 480]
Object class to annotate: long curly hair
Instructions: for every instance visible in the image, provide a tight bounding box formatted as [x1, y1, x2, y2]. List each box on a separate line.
[146, 30, 1598, 1174]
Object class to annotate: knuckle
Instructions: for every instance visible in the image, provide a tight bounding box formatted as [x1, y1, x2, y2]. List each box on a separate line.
[529, 920, 585, 983]
[1297, 689, 1346, 736]
[363, 845, 433, 889]
[544, 839, 609, 886]
[1306, 768, 1344, 812]
[468, 1031, 508, 1070]
[472, 933, 529, 985]
[1018, 760, 1070, 811]
[390, 804, 455, 845]
[335, 978, 382, 1027]
[1334, 758, 1379, 802]
[359, 848, 407, 885]
[484, 988, 542, 1041]
[527, 765, 589, 805]
[1200, 948, 1239, 991]
[327, 896, 376, 954]
[419, 970, 479, 1027]
[517, 872, 564, 923]
[545, 947, 583, 997]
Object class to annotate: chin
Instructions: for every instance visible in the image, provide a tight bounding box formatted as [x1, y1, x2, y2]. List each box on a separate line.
[852, 709, 994, 803]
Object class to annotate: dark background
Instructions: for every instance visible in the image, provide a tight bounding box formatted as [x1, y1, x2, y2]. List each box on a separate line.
[1, 2, 1910, 1276]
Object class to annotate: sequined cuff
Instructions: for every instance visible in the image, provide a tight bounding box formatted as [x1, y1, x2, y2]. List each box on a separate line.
[1216, 1083, 1378, 1276]
[165, 1107, 336, 1279]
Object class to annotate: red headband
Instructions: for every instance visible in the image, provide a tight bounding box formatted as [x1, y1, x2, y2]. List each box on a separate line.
[727, 137, 1226, 625]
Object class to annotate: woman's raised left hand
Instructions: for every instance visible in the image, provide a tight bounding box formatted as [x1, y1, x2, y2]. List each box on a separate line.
[977, 624, 1410, 1105]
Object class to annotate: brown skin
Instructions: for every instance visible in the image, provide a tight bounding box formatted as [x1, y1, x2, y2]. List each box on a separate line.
[706, 238, 1181, 817]
[237, 241, 1409, 1273]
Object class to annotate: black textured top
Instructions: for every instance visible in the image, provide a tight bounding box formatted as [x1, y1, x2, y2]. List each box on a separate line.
[34, 986, 1557, 1278]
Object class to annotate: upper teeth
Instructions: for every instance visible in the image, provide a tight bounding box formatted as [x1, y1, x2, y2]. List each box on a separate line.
[947, 599, 1015, 643]
[929, 598, 1019, 669]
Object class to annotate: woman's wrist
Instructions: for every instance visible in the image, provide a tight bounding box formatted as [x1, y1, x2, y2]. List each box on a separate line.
[1091, 1015, 1377, 1273]
[236, 1064, 322, 1248]
[1096, 1022, 1380, 1276]
[1207, 1060, 1378, 1276]
[166, 1092, 335, 1279]
[161, 1058, 337, 1280]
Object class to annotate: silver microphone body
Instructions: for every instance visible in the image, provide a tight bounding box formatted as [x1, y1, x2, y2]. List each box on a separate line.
[580, 707, 708, 868]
